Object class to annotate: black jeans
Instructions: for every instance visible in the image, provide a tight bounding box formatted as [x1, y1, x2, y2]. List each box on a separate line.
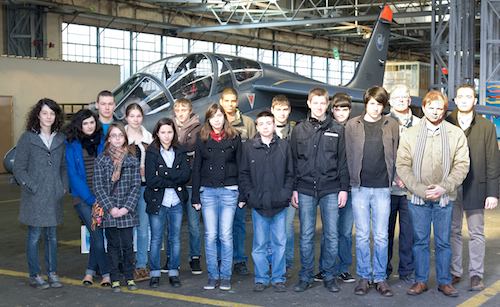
[105, 227, 135, 282]
[387, 195, 414, 277]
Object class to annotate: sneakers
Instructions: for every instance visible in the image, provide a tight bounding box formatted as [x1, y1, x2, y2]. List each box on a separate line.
[233, 262, 249, 275]
[338, 272, 356, 283]
[253, 282, 267, 292]
[470, 275, 484, 291]
[112, 281, 121, 293]
[134, 267, 150, 282]
[29, 275, 49, 290]
[190, 257, 203, 275]
[272, 282, 287, 292]
[204, 278, 218, 290]
[219, 279, 231, 291]
[127, 280, 138, 291]
[313, 271, 325, 282]
[169, 276, 181, 288]
[48, 273, 63, 288]
[160, 258, 170, 273]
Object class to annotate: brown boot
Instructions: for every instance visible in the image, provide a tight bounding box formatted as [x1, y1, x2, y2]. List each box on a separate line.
[451, 274, 461, 285]
[438, 284, 459, 297]
[354, 279, 370, 295]
[375, 281, 393, 297]
[470, 275, 485, 291]
[407, 282, 428, 295]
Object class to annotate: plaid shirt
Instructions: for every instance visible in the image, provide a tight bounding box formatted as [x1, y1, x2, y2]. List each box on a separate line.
[93, 153, 141, 228]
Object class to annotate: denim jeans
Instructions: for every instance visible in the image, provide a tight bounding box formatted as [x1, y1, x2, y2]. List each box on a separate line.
[74, 203, 110, 277]
[135, 186, 150, 269]
[252, 209, 287, 285]
[183, 187, 201, 259]
[409, 201, 453, 285]
[334, 194, 353, 274]
[149, 203, 183, 277]
[26, 226, 58, 277]
[233, 206, 248, 264]
[298, 192, 339, 283]
[387, 195, 414, 277]
[351, 187, 391, 282]
[285, 205, 296, 269]
[201, 187, 238, 280]
[105, 227, 135, 282]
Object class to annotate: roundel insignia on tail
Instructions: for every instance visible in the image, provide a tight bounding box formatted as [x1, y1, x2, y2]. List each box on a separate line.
[376, 34, 385, 51]
[246, 93, 255, 109]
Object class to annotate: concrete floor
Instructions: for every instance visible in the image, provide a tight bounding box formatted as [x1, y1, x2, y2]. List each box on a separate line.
[1, 173, 499, 307]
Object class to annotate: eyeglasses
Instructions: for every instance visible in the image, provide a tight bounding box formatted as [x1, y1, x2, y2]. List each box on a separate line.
[109, 133, 125, 139]
[391, 96, 410, 100]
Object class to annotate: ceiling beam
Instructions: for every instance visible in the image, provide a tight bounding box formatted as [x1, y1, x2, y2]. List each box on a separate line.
[177, 10, 433, 33]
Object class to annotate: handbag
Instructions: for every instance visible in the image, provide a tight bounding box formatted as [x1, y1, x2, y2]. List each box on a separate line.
[91, 202, 104, 231]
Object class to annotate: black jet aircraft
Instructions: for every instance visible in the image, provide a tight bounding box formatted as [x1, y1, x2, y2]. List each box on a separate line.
[114, 5, 395, 131]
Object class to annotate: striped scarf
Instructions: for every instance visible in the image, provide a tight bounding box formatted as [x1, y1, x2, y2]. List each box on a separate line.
[411, 120, 450, 207]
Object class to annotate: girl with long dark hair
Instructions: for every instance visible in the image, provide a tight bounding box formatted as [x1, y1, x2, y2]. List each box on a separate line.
[64, 109, 111, 287]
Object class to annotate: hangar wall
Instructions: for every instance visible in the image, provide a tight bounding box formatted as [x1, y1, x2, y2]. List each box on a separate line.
[0, 56, 120, 142]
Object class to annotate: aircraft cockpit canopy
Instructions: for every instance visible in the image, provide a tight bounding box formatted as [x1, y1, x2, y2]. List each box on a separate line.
[113, 53, 263, 119]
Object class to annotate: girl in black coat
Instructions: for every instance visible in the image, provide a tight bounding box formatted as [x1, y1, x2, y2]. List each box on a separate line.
[144, 118, 191, 288]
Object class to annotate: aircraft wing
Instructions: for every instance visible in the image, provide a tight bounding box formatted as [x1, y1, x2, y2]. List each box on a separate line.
[252, 77, 365, 102]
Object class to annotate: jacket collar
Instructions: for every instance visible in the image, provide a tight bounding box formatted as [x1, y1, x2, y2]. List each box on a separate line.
[29, 131, 65, 150]
[447, 109, 477, 127]
[251, 133, 278, 149]
[175, 113, 201, 130]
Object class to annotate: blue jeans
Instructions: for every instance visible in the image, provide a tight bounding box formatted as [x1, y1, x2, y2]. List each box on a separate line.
[409, 201, 453, 285]
[135, 186, 150, 269]
[26, 226, 57, 277]
[183, 187, 201, 258]
[74, 203, 110, 277]
[335, 194, 353, 274]
[351, 187, 391, 282]
[201, 187, 238, 280]
[285, 205, 296, 269]
[252, 209, 287, 285]
[149, 204, 183, 277]
[387, 195, 414, 277]
[233, 206, 248, 264]
[319, 195, 353, 274]
[298, 192, 339, 283]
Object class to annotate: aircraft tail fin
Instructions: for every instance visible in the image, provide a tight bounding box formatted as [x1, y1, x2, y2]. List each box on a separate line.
[346, 5, 392, 90]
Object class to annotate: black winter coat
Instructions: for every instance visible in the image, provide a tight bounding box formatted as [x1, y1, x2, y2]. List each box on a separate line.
[290, 115, 349, 198]
[144, 144, 191, 215]
[447, 110, 499, 209]
[191, 134, 242, 204]
[239, 134, 294, 216]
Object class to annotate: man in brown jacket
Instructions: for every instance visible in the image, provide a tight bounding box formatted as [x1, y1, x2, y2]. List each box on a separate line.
[396, 90, 470, 297]
[345, 86, 399, 297]
[447, 84, 499, 291]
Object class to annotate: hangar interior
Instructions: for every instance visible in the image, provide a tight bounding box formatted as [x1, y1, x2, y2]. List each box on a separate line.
[0, 1, 498, 158]
[0, 1, 500, 307]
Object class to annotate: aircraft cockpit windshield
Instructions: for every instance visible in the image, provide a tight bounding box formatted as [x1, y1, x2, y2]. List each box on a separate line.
[219, 55, 262, 83]
[114, 76, 169, 119]
[165, 54, 213, 101]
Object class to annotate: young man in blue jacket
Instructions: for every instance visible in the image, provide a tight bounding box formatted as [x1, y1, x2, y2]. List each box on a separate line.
[240, 111, 294, 292]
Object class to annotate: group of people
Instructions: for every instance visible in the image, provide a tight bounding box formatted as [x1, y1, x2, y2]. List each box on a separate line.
[13, 83, 498, 298]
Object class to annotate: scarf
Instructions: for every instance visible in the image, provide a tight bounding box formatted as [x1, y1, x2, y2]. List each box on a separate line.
[81, 132, 101, 157]
[411, 120, 451, 207]
[210, 130, 225, 142]
[108, 145, 127, 182]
